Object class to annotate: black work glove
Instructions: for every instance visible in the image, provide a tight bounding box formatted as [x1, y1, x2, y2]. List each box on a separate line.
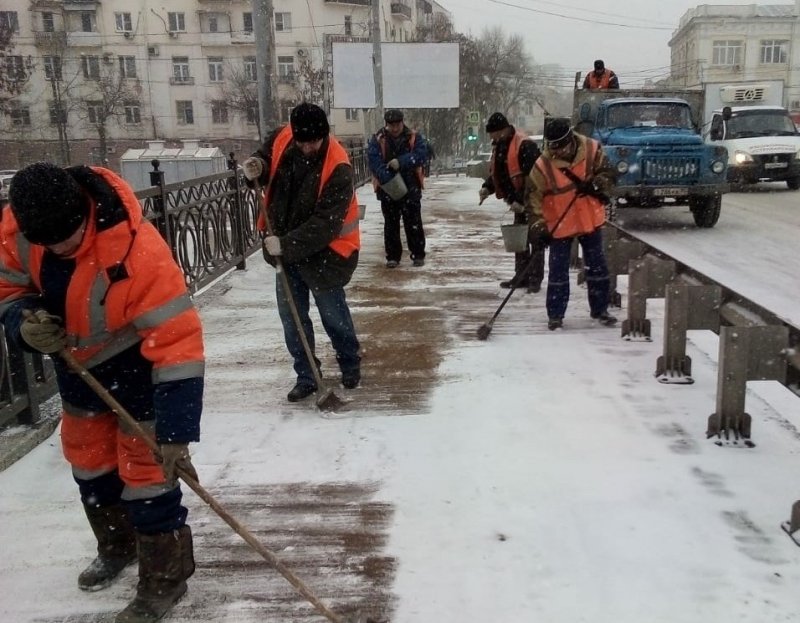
[574, 179, 596, 197]
[529, 219, 551, 246]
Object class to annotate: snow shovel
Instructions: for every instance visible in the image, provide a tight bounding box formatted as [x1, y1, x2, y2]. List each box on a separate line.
[254, 179, 346, 412]
[59, 349, 370, 623]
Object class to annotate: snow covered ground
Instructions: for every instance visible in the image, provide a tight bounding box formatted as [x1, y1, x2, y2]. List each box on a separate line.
[1, 175, 799, 623]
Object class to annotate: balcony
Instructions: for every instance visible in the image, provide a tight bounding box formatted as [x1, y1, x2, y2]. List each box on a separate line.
[278, 72, 297, 84]
[67, 31, 103, 47]
[169, 76, 196, 86]
[324, 0, 370, 5]
[200, 32, 231, 46]
[34, 31, 68, 48]
[391, 2, 412, 20]
[231, 31, 254, 45]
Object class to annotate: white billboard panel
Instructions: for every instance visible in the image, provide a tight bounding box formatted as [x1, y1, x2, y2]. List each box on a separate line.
[332, 42, 459, 109]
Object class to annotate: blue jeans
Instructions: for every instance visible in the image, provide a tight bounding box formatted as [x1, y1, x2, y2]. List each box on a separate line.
[276, 264, 360, 386]
[546, 228, 610, 320]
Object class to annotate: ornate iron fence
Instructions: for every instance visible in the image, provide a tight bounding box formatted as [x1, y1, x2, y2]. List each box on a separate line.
[0, 146, 371, 432]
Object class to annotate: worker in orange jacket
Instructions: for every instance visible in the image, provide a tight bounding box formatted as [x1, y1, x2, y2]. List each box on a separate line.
[242, 103, 362, 402]
[527, 118, 617, 331]
[0, 162, 204, 623]
[583, 59, 620, 90]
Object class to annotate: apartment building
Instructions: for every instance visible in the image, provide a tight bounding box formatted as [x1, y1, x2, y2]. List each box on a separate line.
[0, 0, 450, 169]
[669, 2, 800, 111]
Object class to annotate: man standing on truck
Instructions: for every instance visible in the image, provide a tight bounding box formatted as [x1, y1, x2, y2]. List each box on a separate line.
[527, 118, 617, 331]
[583, 59, 619, 90]
[479, 112, 544, 292]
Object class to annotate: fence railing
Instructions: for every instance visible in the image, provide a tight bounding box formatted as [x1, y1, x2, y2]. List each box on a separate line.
[0, 145, 372, 432]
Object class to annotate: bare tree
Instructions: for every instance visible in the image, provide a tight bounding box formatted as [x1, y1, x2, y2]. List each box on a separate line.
[215, 62, 261, 137]
[295, 58, 324, 104]
[0, 18, 28, 112]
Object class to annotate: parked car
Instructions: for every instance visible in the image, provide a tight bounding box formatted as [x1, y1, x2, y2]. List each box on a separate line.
[466, 152, 492, 179]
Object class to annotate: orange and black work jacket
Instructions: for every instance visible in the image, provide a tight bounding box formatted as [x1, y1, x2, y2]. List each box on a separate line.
[367, 126, 427, 196]
[528, 135, 610, 240]
[583, 69, 619, 90]
[0, 166, 204, 444]
[484, 129, 540, 204]
[252, 126, 360, 290]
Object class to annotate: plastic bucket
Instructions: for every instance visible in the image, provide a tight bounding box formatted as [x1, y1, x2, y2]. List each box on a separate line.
[501, 224, 529, 253]
[358, 204, 366, 220]
[381, 173, 408, 201]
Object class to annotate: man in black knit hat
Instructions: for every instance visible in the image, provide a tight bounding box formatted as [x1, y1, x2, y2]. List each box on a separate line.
[243, 103, 362, 402]
[480, 112, 544, 292]
[367, 109, 430, 268]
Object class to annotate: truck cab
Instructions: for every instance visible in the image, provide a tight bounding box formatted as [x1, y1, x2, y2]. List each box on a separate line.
[707, 105, 800, 189]
[574, 86, 729, 228]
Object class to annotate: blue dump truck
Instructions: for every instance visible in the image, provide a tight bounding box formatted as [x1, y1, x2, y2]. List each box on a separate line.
[572, 84, 729, 228]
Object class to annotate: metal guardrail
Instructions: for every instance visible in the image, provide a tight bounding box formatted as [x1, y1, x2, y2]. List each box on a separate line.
[0, 146, 372, 432]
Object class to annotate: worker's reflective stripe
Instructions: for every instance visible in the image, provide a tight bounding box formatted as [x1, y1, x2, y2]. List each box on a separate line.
[132, 294, 194, 330]
[16, 233, 31, 275]
[339, 219, 359, 236]
[78, 327, 143, 369]
[0, 262, 31, 286]
[153, 361, 205, 384]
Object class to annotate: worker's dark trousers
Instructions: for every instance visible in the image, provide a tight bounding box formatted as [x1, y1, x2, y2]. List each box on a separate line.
[545, 228, 610, 320]
[379, 187, 426, 263]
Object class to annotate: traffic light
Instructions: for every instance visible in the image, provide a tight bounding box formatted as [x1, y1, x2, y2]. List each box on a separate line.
[467, 126, 478, 142]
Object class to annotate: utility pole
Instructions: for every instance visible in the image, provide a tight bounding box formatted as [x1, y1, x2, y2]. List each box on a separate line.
[253, 0, 277, 141]
[370, 0, 384, 133]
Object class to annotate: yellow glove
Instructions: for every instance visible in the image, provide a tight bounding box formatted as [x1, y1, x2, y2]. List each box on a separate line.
[20, 309, 66, 354]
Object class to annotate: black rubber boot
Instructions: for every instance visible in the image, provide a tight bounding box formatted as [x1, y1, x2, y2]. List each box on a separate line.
[78, 504, 137, 592]
[287, 382, 317, 402]
[115, 526, 195, 623]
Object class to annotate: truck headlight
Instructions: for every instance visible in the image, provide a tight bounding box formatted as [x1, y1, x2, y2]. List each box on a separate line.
[734, 150, 753, 164]
[711, 160, 725, 174]
[616, 161, 629, 174]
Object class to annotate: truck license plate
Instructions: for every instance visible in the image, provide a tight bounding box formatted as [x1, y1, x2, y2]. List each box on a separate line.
[653, 187, 689, 197]
[764, 162, 788, 169]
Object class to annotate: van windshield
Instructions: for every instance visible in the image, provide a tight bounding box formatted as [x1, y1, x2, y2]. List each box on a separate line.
[725, 109, 798, 138]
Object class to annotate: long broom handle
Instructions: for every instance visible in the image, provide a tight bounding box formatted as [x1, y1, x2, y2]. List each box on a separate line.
[59, 350, 344, 623]
[254, 181, 326, 390]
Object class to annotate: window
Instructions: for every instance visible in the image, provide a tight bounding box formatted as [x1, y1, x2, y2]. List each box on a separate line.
[5, 56, 26, 81]
[246, 104, 258, 125]
[10, 105, 31, 127]
[86, 101, 104, 124]
[176, 100, 194, 125]
[80, 11, 96, 32]
[42, 12, 55, 33]
[712, 40, 743, 66]
[243, 12, 253, 34]
[49, 102, 67, 125]
[114, 12, 132, 32]
[344, 16, 352, 36]
[168, 12, 185, 32]
[208, 57, 224, 82]
[208, 15, 219, 33]
[82, 55, 101, 79]
[119, 56, 136, 79]
[277, 56, 295, 82]
[124, 102, 141, 124]
[211, 101, 229, 124]
[44, 55, 62, 81]
[244, 56, 257, 82]
[0, 11, 19, 33]
[172, 56, 191, 82]
[760, 40, 788, 64]
[345, 108, 359, 121]
[275, 12, 291, 32]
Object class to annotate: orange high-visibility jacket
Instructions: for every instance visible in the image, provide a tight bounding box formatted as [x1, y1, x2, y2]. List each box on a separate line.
[258, 126, 360, 259]
[489, 130, 528, 200]
[370, 130, 426, 193]
[0, 166, 204, 443]
[533, 137, 606, 239]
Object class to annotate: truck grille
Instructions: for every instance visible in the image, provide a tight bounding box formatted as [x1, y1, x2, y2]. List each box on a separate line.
[642, 157, 700, 182]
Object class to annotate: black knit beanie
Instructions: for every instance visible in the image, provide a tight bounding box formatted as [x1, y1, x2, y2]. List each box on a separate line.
[485, 112, 510, 133]
[9, 162, 89, 245]
[290, 102, 330, 142]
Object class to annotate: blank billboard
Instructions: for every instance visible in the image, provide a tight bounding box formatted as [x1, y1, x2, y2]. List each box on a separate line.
[332, 42, 459, 109]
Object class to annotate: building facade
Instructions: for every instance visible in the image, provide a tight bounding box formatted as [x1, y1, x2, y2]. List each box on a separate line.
[669, 2, 800, 112]
[0, 0, 450, 170]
